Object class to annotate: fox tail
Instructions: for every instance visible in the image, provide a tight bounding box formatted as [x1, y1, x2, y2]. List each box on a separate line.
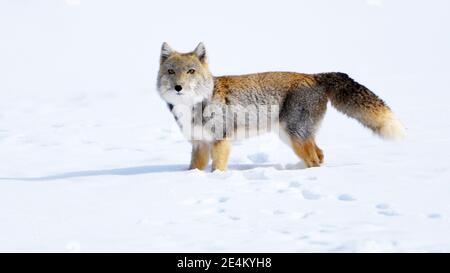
[314, 72, 406, 141]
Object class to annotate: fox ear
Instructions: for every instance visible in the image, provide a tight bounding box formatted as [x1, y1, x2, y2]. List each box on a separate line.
[193, 42, 207, 63]
[160, 42, 174, 64]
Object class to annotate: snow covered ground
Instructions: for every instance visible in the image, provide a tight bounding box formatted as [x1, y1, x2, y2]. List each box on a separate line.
[0, 0, 449, 252]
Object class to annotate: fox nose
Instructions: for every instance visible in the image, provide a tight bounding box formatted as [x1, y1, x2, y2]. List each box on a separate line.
[174, 85, 183, 92]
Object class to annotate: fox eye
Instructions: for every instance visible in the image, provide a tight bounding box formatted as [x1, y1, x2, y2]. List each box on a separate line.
[187, 69, 196, 74]
[168, 69, 175, 74]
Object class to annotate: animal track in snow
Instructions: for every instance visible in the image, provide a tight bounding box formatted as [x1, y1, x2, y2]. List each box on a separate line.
[375, 203, 400, 216]
[289, 181, 302, 188]
[375, 203, 390, 210]
[203, 197, 230, 205]
[181, 196, 229, 206]
[247, 153, 269, 164]
[218, 197, 230, 203]
[378, 210, 400, 217]
[301, 189, 322, 200]
[242, 169, 269, 180]
[338, 194, 356, 201]
[427, 213, 442, 219]
[200, 207, 227, 215]
[273, 210, 284, 215]
[217, 208, 226, 214]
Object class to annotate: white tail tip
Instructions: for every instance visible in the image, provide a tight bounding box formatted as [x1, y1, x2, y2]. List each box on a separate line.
[379, 113, 406, 141]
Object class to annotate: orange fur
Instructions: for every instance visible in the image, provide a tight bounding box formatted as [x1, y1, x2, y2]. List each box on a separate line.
[189, 142, 210, 170]
[291, 137, 322, 168]
[211, 140, 231, 171]
[314, 143, 324, 164]
[212, 72, 316, 102]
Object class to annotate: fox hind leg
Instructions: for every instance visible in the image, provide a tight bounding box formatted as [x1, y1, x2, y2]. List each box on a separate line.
[278, 87, 327, 167]
[314, 142, 324, 164]
[281, 130, 323, 168]
[290, 137, 322, 168]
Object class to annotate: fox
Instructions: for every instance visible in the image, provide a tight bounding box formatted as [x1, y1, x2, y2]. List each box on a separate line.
[156, 42, 406, 171]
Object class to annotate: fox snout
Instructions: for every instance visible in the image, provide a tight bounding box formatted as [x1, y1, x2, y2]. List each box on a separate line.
[174, 85, 183, 92]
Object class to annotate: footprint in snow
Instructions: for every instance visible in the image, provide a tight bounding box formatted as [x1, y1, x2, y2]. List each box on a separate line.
[276, 181, 301, 194]
[289, 181, 302, 188]
[378, 210, 400, 216]
[337, 194, 356, 201]
[218, 197, 230, 203]
[203, 197, 230, 205]
[375, 203, 400, 216]
[247, 152, 269, 164]
[375, 203, 390, 210]
[290, 211, 314, 220]
[273, 210, 284, 215]
[242, 169, 269, 180]
[259, 209, 284, 216]
[200, 207, 227, 215]
[301, 189, 322, 200]
[51, 123, 65, 128]
[285, 162, 308, 170]
[427, 213, 442, 219]
[182, 197, 229, 206]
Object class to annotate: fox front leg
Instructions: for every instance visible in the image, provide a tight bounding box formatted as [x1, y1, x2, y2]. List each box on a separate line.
[189, 141, 210, 170]
[211, 139, 231, 171]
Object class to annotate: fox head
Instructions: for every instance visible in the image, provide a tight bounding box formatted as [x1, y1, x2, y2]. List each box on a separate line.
[157, 42, 214, 106]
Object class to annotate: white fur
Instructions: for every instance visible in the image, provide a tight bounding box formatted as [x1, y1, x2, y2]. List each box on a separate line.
[161, 89, 205, 105]
[379, 113, 406, 141]
[171, 104, 215, 142]
[157, 74, 212, 106]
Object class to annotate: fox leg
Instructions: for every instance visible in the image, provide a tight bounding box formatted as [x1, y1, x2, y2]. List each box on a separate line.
[211, 139, 231, 171]
[189, 141, 210, 170]
[314, 143, 324, 164]
[290, 137, 323, 168]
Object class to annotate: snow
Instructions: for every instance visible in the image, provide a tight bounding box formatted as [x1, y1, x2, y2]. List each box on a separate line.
[0, 0, 450, 252]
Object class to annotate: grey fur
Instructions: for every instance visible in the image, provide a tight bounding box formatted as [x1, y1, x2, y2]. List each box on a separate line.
[280, 85, 328, 140]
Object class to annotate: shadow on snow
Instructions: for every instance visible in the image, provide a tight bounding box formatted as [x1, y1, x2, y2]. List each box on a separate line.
[0, 163, 285, 181]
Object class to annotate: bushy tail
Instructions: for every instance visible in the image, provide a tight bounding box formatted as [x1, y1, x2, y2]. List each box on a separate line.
[314, 72, 406, 141]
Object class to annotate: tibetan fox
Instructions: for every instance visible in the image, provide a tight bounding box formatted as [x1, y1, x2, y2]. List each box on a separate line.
[156, 42, 405, 171]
